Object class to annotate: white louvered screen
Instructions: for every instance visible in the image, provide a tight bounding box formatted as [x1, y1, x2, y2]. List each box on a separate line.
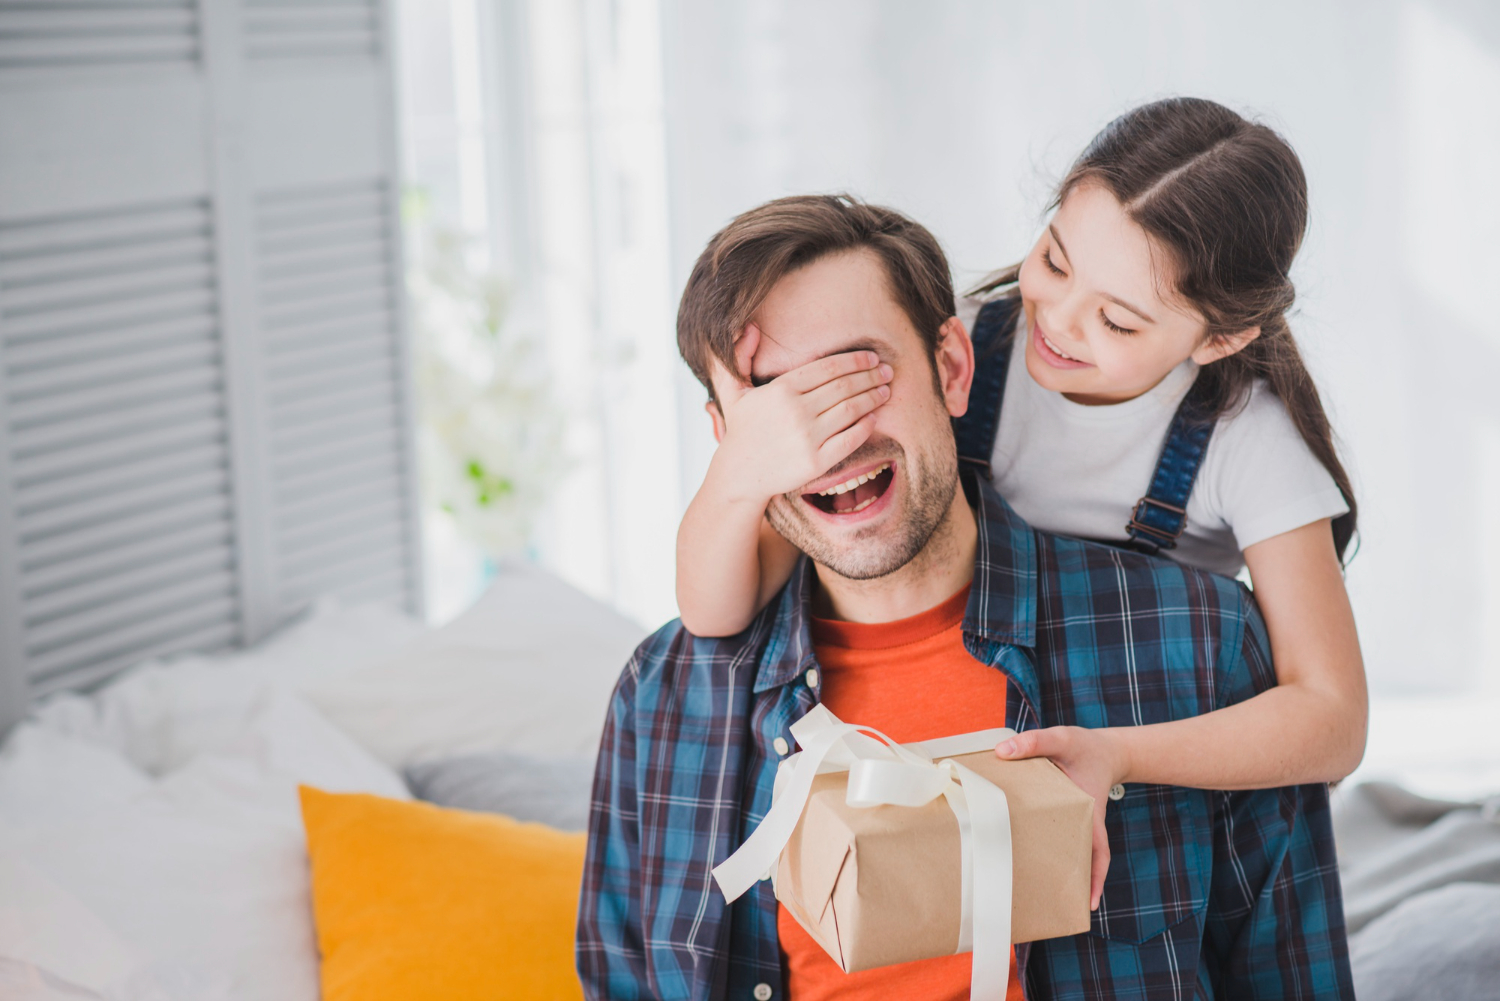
[244, 0, 379, 61]
[0, 1, 201, 72]
[0, 0, 419, 732]
[257, 180, 415, 618]
[0, 200, 240, 698]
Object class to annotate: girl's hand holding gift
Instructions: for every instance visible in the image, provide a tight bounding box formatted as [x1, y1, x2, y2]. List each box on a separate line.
[997, 726, 1131, 912]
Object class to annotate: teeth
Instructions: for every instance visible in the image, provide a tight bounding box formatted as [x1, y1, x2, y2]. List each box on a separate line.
[817, 463, 890, 497]
[1043, 335, 1077, 361]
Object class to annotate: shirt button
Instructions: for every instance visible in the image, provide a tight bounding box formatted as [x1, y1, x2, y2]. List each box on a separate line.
[773, 737, 790, 756]
[805, 668, 819, 689]
[754, 984, 774, 1000]
[1108, 784, 1126, 801]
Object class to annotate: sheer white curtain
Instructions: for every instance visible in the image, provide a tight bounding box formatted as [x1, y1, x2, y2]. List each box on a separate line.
[659, 0, 1500, 707]
[398, 0, 680, 628]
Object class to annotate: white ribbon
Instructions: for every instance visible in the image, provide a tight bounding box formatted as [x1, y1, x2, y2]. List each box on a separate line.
[711, 706, 1015, 1001]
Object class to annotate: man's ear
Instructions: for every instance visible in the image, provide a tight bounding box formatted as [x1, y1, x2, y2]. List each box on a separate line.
[1191, 326, 1261, 366]
[933, 316, 976, 418]
[705, 398, 727, 443]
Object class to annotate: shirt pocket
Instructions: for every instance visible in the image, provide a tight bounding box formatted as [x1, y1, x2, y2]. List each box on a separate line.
[1089, 784, 1213, 945]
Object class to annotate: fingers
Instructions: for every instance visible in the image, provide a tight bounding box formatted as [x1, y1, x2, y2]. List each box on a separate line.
[1090, 820, 1111, 910]
[815, 413, 877, 471]
[805, 363, 893, 415]
[995, 728, 1057, 761]
[812, 384, 890, 441]
[734, 323, 762, 382]
[712, 324, 764, 409]
[708, 356, 750, 407]
[778, 349, 881, 393]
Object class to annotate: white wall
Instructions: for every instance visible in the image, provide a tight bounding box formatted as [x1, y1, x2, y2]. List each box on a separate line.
[657, 0, 1500, 698]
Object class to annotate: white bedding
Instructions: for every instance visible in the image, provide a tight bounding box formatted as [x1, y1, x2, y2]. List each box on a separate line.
[0, 565, 647, 1001]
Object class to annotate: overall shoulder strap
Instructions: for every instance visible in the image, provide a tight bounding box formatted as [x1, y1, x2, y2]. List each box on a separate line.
[1125, 375, 1218, 553]
[954, 296, 1023, 477]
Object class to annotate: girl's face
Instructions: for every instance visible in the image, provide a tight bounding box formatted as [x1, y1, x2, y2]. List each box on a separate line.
[1015, 180, 1251, 405]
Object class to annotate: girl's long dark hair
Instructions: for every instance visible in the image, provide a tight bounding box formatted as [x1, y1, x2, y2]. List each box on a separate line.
[974, 97, 1358, 561]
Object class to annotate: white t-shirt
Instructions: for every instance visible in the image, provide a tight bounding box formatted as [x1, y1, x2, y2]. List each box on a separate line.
[957, 298, 1349, 577]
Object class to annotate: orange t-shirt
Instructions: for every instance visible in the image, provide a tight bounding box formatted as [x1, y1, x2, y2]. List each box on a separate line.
[777, 584, 1026, 1001]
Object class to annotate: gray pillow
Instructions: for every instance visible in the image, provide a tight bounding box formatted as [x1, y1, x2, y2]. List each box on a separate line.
[405, 750, 594, 831]
[1350, 882, 1500, 1001]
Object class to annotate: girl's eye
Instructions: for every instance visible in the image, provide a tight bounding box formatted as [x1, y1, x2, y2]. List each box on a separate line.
[1041, 248, 1066, 276]
[1099, 309, 1137, 336]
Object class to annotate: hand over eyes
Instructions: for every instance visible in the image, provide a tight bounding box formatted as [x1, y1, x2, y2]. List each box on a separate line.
[707, 323, 893, 504]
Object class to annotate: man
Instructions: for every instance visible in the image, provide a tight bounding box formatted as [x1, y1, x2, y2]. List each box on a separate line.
[577, 195, 1353, 1000]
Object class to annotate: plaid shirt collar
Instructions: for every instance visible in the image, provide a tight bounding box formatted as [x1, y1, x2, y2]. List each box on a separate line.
[752, 471, 1039, 699]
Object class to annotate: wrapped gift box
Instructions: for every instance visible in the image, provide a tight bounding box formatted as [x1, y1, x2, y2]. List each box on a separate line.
[773, 741, 1094, 973]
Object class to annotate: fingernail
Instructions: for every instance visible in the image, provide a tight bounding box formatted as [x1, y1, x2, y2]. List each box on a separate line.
[998, 740, 1017, 757]
[865, 351, 879, 366]
[878, 385, 890, 398]
[879, 363, 893, 378]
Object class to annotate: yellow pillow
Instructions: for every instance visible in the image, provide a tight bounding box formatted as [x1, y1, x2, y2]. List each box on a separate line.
[299, 786, 587, 1001]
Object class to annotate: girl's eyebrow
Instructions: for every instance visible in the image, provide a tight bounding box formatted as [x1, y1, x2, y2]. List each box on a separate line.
[1048, 223, 1072, 263]
[1050, 223, 1157, 324]
[1103, 292, 1155, 325]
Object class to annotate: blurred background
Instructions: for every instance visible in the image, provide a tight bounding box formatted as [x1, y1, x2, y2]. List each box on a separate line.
[400, 0, 1500, 713]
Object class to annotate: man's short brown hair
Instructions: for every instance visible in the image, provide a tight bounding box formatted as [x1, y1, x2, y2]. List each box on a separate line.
[676, 195, 955, 398]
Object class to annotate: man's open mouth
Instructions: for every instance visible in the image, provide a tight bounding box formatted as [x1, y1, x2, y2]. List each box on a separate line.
[802, 463, 894, 515]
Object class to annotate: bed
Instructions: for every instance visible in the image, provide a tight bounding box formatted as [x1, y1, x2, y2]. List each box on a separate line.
[0, 562, 646, 1000]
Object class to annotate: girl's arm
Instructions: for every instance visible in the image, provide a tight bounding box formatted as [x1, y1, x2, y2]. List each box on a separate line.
[1120, 518, 1368, 785]
[997, 518, 1366, 907]
[676, 471, 800, 637]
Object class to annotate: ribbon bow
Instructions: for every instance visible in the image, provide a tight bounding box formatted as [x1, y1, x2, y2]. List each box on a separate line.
[712, 705, 1016, 1001]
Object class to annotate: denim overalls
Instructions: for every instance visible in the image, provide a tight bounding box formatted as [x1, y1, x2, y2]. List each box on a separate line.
[953, 296, 1217, 553]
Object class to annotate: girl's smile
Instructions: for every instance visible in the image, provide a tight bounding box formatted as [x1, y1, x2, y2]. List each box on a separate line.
[1032, 319, 1093, 369]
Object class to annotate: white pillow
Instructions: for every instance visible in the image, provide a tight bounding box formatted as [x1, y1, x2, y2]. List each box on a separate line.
[301, 563, 648, 768]
[0, 689, 404, 1001]
[0, 726, 150, 832]
[31, 601, 427, 777]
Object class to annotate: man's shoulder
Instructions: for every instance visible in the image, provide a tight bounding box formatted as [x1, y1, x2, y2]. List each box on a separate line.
[615, 615, 767, 705]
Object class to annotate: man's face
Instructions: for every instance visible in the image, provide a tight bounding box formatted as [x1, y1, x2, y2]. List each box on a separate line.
[745, 249, 966, 581]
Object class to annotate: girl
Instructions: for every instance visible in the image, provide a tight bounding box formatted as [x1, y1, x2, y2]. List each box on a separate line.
[676, 97, 1366, 896]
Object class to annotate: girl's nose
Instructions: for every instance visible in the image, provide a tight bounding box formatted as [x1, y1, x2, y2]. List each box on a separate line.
[1043, 293, 1090, 348]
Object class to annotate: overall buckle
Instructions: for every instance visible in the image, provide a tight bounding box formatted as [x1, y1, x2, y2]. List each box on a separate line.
[1126, 496, 1187, 547]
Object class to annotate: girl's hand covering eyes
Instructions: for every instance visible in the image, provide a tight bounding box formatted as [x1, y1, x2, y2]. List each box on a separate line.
[707, 323, 893, 505]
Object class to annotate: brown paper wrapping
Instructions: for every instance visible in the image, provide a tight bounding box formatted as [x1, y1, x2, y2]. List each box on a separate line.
[774, 747, 1094, 973]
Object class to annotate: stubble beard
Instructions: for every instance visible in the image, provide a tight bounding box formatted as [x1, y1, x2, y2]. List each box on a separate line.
[766, 434, 960, 582]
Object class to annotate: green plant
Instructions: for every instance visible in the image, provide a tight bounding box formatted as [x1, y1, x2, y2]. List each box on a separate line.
[405, 190, 567, 558]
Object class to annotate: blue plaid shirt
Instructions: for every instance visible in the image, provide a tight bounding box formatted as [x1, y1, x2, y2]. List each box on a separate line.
[578, 472, 1353, 1000]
